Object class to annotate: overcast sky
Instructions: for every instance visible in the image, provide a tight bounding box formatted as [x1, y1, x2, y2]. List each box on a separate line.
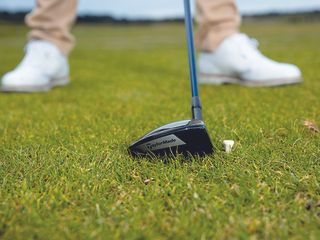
[1, 0, 320, 19]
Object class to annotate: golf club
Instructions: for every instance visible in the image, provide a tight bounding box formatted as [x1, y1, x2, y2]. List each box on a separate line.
[128, 0, 214, 157]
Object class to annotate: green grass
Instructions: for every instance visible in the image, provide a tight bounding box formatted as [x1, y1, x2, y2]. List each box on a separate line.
[0, 21, 319, 239]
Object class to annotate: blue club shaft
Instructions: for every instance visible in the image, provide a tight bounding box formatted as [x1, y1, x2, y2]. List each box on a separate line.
[184, 0, 203, 120]
[184, 0, 198, 97]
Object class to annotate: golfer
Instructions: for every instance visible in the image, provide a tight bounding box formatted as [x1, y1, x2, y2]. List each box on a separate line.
[1, 0, 302, 92]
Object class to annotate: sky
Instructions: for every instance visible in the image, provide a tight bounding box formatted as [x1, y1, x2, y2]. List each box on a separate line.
[0, 0, 320, 19]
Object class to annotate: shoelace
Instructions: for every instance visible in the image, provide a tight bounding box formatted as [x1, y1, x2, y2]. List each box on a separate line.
[235, 34, 265, 64]
[20, 43, 54, 69]
[249, 37, 259, 49]
[237, 34, 260, 50]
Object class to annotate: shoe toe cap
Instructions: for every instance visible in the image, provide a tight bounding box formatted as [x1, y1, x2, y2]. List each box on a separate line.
[1, 69, 49, 87]
[244, 62, 302, 82]
[1, 71, 19, 86]
[281, 63, 302, 79]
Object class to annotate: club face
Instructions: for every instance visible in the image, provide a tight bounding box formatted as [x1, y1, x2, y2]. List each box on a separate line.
[128, 120, 214, 157]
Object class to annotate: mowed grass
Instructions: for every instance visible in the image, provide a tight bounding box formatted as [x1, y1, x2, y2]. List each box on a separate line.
[0, 20, 319, 239]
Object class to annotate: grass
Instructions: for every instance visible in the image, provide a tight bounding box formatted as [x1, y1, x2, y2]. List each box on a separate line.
[0, 20, 319, 239]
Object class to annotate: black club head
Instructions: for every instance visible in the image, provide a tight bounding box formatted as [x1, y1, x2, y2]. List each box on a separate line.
[128, 119, 214, 157]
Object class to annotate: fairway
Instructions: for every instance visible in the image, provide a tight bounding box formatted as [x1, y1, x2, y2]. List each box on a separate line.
[0, 20, 319, 239]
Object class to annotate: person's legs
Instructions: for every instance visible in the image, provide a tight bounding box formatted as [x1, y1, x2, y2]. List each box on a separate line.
[26, 0, 78, 56]
[196, 0, 241, 51]
[1, 0, 78, 92]
[195, 0, 302, 87]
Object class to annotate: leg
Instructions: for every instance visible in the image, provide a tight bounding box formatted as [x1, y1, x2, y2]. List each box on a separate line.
[195, 0, 302, 87]
[26, 0, 78, 56]
[196, 0, 241, 51]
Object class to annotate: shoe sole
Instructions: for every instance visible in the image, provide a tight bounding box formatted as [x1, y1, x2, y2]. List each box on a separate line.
[199, 73, 303, 87]
[1, 76, 70, 93]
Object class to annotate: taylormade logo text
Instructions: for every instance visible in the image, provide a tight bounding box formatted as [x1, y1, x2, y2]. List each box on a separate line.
[146, 138, 177, 151]
[137, 134, 186, 152]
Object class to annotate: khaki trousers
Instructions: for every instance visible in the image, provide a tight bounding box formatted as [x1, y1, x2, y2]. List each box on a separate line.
[26, 0, 240, 55]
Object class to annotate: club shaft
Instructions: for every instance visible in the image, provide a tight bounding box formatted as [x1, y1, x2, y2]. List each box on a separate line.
[184, 0, 203, 120]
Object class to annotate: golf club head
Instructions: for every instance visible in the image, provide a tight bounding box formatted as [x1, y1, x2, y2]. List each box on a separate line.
[128, 119, 214, 157]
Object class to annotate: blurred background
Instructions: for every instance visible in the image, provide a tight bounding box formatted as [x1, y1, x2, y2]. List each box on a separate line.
[0, 0, 320, 21]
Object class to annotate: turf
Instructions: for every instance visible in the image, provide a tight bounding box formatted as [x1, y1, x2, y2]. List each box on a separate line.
[0, 20, 319, 239]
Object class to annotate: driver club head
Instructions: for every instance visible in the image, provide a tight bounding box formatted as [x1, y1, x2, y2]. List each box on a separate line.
[128, 119, 214, 157]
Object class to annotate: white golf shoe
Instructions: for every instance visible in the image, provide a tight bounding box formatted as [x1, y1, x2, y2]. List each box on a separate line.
[198, 33, 302, 87]
[1, 40, 69, 92]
